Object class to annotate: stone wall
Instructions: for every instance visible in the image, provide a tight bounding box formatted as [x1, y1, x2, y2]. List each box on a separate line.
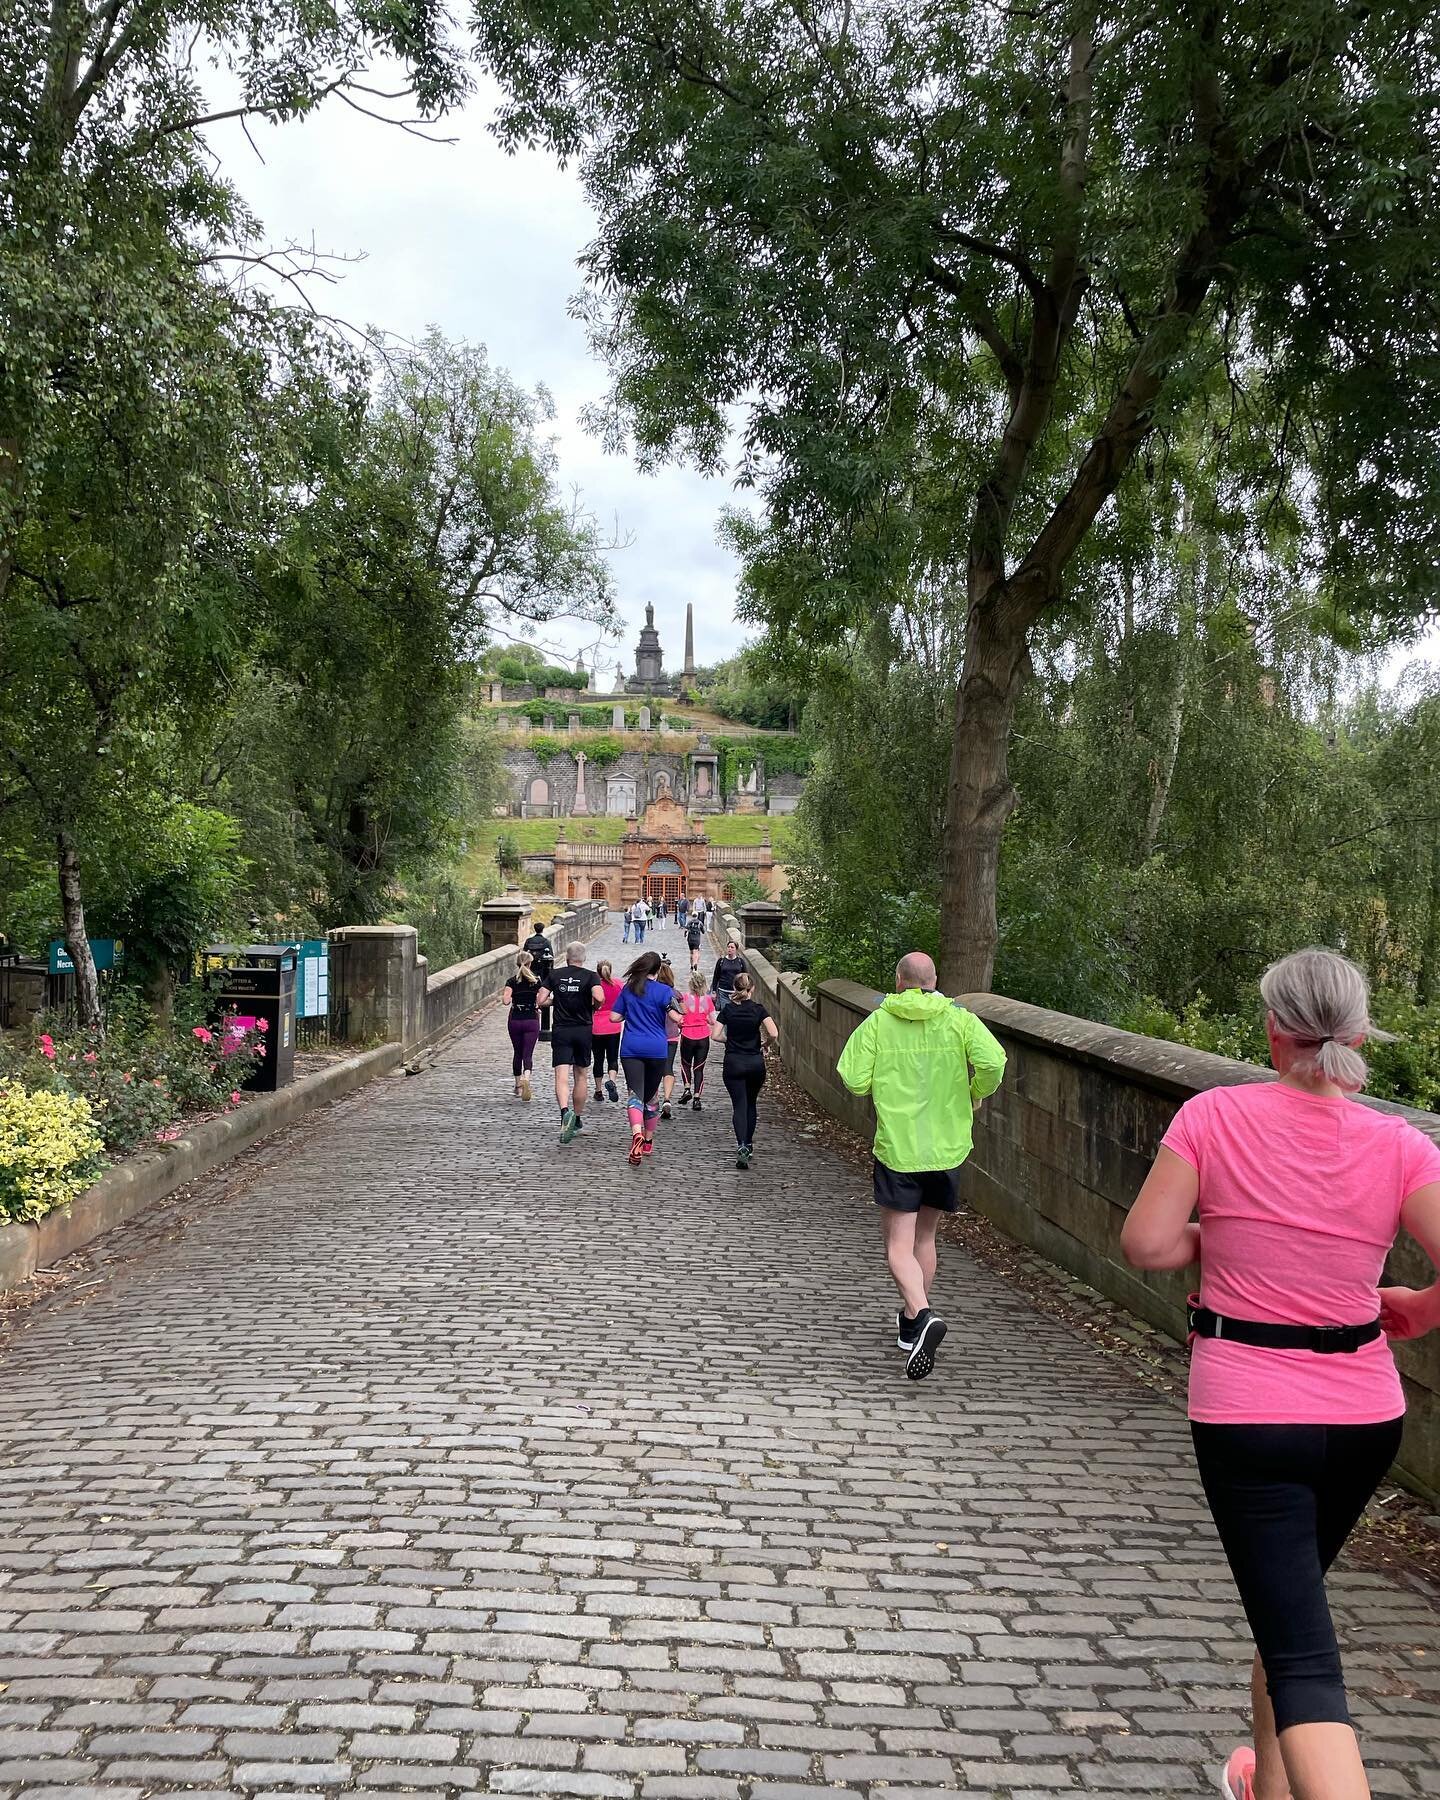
[332, 899, 609, 1052]
[504, 747, 693, 815]
[713, 905, 1440, 1499]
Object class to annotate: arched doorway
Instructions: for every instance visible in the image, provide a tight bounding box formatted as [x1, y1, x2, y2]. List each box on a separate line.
[644, 854, 685, 908]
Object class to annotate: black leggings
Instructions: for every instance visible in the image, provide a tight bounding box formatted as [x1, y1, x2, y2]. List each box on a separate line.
[1192, 1417, 1403, 1732]
[592, 1036, 619, 1082]
[621, 1054, 666, 1108]
[679, 1037, 709, 1094]
[722, 1053, 766, 1147]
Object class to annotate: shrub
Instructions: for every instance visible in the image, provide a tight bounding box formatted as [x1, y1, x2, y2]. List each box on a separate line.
[495, 831, 522, 872]
[0, 1084, 105, 1223]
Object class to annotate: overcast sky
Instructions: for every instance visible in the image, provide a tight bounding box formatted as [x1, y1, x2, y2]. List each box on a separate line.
[207, 77, 745, 685]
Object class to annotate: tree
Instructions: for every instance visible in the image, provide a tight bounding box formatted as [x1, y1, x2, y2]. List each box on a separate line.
[474, 1, 1440, 988]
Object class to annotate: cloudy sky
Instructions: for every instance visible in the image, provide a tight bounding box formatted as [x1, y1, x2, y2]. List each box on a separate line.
[207, 77, 745, 685]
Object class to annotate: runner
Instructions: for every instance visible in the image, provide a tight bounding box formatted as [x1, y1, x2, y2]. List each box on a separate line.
[686, 912, 704, 972]
[711, 936, 746, 1008]
[713, 972, 778, 1171]
[609, 949, 681, 1164]
[591, 958, 623, 1103]
[657, 958, 681, 1118]
[523, 921, 556, 1040]
[678, 972, 716, 1111]
[836, 950, 1007, 1380]
[538, 942, 603, 1144]
[1122, 948, 1440, 1800]
[502, 951, 541, 1101]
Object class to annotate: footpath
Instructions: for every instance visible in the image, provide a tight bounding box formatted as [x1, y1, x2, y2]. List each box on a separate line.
[0, 914, 1436, 1797]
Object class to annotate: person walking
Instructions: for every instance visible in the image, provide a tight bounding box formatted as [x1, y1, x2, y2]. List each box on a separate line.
[711, 937, 746, 1008]
[538, 942, 603, 1144]
[609, 950, 681, 1164]
[678, 973, 716, 1110]
[713, 971, 778, 1172]
[632, 896, 650, 944]
[836, 951, 1007, 1381]
[656, 959, 682, 1118]
[622, 905, 632, 944]
[686, 912, 704, 973]
[678, 894, 690, 930]
[1122, 948, 1440, 1800]
[591, 958, 623, 1103]
[503, 951, 542, 1101]
[524, 922, 556, 1040]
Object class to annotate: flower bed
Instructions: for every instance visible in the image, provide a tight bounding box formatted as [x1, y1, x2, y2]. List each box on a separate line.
[0, 1002, 264, 1224]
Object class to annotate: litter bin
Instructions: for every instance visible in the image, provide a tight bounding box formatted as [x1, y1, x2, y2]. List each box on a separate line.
[203, 944, 298, 1091]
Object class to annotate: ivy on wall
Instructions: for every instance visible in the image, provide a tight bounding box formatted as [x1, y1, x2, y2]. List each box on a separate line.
[713, 735, 815, 795]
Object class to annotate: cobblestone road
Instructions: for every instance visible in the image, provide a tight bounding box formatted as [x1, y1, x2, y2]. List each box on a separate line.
[1, 915, 1437, 1799]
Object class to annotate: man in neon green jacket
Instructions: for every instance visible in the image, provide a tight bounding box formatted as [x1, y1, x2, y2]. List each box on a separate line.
[837, 951, 1007, 1380]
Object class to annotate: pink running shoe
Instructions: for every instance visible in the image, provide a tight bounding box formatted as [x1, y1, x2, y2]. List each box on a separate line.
[1218, 1747, 1256, 1799]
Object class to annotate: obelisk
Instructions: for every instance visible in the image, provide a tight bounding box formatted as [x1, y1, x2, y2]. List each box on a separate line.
[682, 602, 696, 681]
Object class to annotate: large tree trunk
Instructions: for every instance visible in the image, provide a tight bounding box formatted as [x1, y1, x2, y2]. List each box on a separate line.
[937, 592, 1033, 993]
[1418, 830, 1440, 1006]
[56, 830, 103, 1036]
[1139, 616, 1192, 860]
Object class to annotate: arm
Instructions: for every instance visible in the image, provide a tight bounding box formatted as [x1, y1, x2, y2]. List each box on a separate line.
[1379, 1180, 1440, 1339]
[502, 985, 514, 1005]
[837, 1016, 877, 1097]
[536, 987, 553, 1008]
[590, 984, 604, 1011]
[963, 1012, 1007, 1104]
[1121, 1147, 1202, 1271]
[762, 1015, 779, 1044]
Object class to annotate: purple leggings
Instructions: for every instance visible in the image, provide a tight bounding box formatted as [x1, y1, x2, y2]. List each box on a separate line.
[509, 1016, 540, 1076]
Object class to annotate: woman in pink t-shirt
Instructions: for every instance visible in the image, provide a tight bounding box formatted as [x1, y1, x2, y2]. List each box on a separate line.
[678, 973, 717, 1111]
[590, 961, 624, 1104]
[1123, 949, 1440, 1800]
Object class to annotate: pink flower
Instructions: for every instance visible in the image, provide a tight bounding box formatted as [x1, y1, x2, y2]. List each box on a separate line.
[192, 1026, 213, 1045]
[122, 1071, 133, 1084]
[228, 1090, 243, 1107]
[83, 1051, 97, 1064]
[38, 1034, 55, 1060]
[152, 1078, 165, 1089]
[256, 1016, 269, 1032]
[154, 1125, 183, 1143]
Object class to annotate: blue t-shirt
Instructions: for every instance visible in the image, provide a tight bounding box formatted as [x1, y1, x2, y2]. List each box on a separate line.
[611, 980, 677, 1059]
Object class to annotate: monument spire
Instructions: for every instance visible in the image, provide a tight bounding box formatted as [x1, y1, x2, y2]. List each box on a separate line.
[683, 602, 696, 680]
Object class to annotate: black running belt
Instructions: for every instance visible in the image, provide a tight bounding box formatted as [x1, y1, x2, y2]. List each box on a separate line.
[1187, 1302, 1382, 1355]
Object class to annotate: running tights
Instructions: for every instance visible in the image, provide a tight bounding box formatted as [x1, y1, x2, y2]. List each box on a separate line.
[508, 1017, 539, 1076]
[679, 1037, 709, 1095]
[1192, 1417, 1403, 1731]
[592, 1036, 619, 1083]
[722, 1053, 765, 1148]
[622, 1054, 665, 1137]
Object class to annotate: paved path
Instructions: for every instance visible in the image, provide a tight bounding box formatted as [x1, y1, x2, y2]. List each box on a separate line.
[1, 913, 1437, 1799]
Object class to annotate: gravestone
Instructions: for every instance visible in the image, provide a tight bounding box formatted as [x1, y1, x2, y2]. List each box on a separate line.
[515, 715, 530, 734]
[543, 714, 555, 732]
[606, 776, 637, 816]
[659, 717, 670, 735]
[612, 704, 626, 730]
[638, 705, 652, 731]
[573, 751, 589, 815]
[568, 713, 581, 735]
[488, 680, 504, 703]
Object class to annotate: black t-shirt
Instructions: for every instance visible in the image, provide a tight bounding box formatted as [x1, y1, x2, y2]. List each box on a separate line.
[686, 923, 703, 949]
[719, 998, 769, 1056]
[712, 954, 746, 995]
[548, 964, 599, 1031]
[524, 933, 554, 977]
[508, 974, 540, 1020]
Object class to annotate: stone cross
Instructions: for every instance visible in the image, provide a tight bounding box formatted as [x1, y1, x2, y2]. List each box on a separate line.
[573, 750, 589, 815]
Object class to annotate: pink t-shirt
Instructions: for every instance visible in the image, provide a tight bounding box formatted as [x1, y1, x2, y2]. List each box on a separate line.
[679, 994, 716, 1040]
[1162, 1082, 1440, 1425]
[593, 979, 624, 1036]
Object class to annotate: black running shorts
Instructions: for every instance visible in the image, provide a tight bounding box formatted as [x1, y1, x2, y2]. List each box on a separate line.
[872, 1161, 962, 1214]
[551, 1027, 593, 1069]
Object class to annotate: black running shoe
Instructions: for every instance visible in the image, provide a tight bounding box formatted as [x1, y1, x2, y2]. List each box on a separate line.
[606, 1079, 619, 1102]
[735, 1144, 751, 1170]
[692, 1097, 702, 1113]
[896, 1310, 921, 1351]
[678, 1086, 692, 1108]
[905, 1310, 947, 1381]
[661, 1100, 672, 1120]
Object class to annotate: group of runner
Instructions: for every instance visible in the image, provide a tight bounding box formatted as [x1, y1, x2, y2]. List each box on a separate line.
[838, 941, 1440, 1800]
[503, 917, 775, 1168]
[620, 892, 716, 944]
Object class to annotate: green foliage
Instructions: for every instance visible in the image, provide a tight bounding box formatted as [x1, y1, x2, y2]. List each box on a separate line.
[582, 735, 625, 769]
[495, 832, 522, 873]
[528, 735, 565, 764]
[392, 867, 502, 972]
[723, 873, 767, 909]
[712, 735, 814, 796]
[0, 1084, 105, 1223]
[698, 653, 802, 730]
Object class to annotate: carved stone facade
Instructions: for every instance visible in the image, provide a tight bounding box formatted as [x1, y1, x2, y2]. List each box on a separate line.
[550, 798, 781, 909]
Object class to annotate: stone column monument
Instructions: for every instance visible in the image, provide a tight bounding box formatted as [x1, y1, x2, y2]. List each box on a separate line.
[572, 750, 589, 816]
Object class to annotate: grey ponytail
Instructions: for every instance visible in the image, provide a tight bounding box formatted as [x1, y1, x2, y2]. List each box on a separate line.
[1259, 948, 1392, 1092]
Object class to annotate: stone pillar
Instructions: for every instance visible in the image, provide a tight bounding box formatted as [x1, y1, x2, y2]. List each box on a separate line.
[479, 897, 531, 956]
[738, 899, 786, 954]
[329, 925, 420, 1045]
[572, 751, 589, 816]
[683, 601, 696, 681]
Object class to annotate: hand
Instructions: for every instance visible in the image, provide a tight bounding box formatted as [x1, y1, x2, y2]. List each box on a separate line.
[1378, 1285, 1439, 1341]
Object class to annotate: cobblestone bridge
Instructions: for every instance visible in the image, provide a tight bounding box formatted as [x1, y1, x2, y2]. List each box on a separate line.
[1, 916, 1436, 1798]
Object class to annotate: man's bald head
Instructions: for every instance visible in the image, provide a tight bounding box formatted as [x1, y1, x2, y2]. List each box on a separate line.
[896, 951, 937, 991]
